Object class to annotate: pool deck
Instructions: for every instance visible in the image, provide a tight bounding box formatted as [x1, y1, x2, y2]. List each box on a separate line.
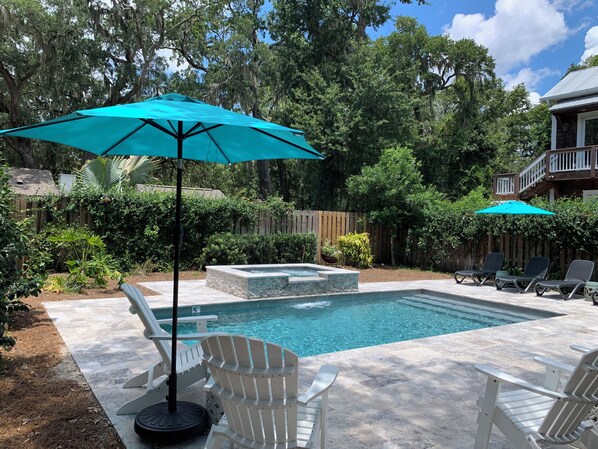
[44, 279, 598, 449]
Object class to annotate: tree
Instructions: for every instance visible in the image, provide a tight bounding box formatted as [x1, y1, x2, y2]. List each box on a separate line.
[347, 145, 437, 264]
[0, 0, 172, 170]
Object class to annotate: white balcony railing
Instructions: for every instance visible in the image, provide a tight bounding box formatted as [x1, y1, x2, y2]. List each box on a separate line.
[495, 176, 515, 195]
[519, 154, 546, 193]
[549, 147, 592, 172]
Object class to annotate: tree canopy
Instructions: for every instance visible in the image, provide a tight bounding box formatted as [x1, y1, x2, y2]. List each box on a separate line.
[0, 1, 551, 210]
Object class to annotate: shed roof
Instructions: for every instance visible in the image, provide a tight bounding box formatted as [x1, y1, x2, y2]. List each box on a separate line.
[5, 168, 59, 196]
[136, 184, 225, 198]
[541, 66, 598, 103]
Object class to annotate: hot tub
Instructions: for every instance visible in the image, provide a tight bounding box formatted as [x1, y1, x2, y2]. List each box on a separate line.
[205, 263, 359, 299]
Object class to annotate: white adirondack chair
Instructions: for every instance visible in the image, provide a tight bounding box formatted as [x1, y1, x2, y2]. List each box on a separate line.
[474, 347, 598, 449]
[118, 283, 218, 415]
[201, 334, 339, 449]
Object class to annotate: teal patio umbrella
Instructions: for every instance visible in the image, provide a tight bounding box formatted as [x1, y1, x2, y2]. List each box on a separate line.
[0, 93, 323, 441]
[475, 200, 554, 273]
[475, 200, 554, 215]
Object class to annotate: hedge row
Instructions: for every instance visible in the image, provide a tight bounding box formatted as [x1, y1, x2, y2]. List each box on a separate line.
[38, 189, 294, 270]
[403, 196, 598, 270]
[199, 233, 317, 267]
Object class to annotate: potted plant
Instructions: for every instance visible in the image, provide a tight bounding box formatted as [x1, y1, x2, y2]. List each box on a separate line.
[321, 239, 341, 264]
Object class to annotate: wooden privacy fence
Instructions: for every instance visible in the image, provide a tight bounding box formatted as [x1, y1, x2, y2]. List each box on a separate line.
[398, 230, 598, 279]
[237, 210, 392, 263]
[12, 197, 392, 264]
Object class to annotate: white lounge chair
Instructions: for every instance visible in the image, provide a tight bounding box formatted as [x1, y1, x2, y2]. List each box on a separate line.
[474, 347, 598, 449]
[117, 283, 218, 415]
[201, 334, 339, 449]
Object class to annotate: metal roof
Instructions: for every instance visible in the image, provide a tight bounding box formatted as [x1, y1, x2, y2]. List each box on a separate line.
[549, 94, 598, 112]
[541, 66, 598, 103]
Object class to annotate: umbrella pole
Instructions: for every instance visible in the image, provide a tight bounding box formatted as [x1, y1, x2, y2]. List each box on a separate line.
[168, 132, 184, 411]
[133, 122, 208, 443]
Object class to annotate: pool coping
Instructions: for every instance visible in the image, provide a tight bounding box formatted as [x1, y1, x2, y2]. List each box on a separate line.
[44, 279, 598, 449]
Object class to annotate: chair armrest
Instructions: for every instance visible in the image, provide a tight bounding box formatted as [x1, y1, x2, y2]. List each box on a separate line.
[156, 315, 218, 325]
[297, 365, 339, 405]
[534, 355, 575, 373]
[571, 344, 593, 353]
[474, 364, 566, 400]
[148, 332, 212, 340]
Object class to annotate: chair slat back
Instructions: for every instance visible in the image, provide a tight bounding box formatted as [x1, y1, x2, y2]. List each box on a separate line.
[565, 260, 595, 282]
[538, 348, 598, 437]
[523, 256, 550, 278]
[121, 284, 172, 366]
[202, 334, 300, 445]
[482, 252, 504, 272]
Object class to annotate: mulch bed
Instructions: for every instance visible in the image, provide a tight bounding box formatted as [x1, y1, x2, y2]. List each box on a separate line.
[0, 267, 449, 448]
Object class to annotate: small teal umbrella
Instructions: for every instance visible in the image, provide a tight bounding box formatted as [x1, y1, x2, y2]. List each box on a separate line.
[475, 200, 554, 215]
[0, 93, 324, 441]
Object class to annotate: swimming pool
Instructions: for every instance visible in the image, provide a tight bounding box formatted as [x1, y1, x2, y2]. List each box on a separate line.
[158, 290, 558, 357]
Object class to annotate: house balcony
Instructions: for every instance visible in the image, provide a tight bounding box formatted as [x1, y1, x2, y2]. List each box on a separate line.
[493, 145, 598, 199]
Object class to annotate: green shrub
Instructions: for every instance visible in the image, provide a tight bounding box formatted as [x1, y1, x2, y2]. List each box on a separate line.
[0, 168, 46, 354]
[44, 226, 122, 291]
[337, 232, 373, 268]
[199, 233, 317, 268]
[321, 239, 341, 258]
[38, 189, 293, 271]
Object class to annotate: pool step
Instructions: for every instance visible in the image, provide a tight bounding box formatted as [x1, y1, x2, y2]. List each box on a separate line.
[398, 294, 531, 325]
[413, 293, 543, 321]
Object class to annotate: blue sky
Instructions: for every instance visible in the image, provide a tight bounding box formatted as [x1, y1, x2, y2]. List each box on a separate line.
[370, 0, 598, 103]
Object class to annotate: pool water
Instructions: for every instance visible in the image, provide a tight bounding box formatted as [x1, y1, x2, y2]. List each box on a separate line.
[239, 267, 324, 277]
[161, 291, 552, 357]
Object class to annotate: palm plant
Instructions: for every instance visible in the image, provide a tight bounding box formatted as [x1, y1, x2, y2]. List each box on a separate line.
[79, 156, 157, 190]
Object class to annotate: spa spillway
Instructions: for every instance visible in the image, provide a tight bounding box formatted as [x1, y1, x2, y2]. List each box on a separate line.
[205, 263, 359, 299]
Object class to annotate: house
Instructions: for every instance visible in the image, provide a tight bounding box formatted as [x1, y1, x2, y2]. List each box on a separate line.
[5, 167, 59, 196]
[493, 65, 598, 201]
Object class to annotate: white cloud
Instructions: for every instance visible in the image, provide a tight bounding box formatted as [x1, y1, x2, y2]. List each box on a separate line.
[581, 26, 598, 62]
[502, 67, 559, 90]
[444, 0, 568, 75]
[156, 48, 190, 73]
[529, 91, 541, 105]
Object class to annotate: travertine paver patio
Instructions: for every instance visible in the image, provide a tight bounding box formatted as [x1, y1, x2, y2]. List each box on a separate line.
[44, 279, 598, 448]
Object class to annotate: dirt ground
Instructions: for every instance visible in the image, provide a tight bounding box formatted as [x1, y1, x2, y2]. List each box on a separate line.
[0, 266, 450, 449]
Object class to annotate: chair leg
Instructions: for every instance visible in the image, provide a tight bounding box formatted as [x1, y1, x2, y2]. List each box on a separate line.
[454, 273, 466, 284]
[123, 361, 165, 388]
[204, 426, 230, 449]
[117, 378, 169, 414]
[535, 285, 546, 296]
[474, 377, 501, 449]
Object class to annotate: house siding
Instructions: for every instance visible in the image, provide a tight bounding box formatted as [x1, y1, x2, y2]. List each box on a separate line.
[555, 112, 578, 149]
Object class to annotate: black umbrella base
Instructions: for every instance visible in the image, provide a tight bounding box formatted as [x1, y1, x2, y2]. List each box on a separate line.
[134, 401, 209, 444]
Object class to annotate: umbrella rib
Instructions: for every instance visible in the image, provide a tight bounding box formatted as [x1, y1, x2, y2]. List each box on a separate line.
[185, 123, 222, 138]
[141, 119, 178, 138]
[166, 120, 177, 135]
[100, 122, 149, 156]
[0, 114, 88, 134]
[251, 128, 323, 158]
[201, 125, 231, 164]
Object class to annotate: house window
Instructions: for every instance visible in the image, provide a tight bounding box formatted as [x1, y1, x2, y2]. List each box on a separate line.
[577, 111, 598, 146]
